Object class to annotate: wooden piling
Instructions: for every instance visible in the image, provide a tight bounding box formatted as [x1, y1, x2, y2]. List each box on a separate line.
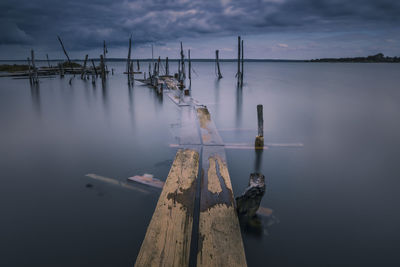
[237, 36, 241, 86]
[31, 50, 38, 84]
[216, 50, 223, 79]
[137, 59, 140, 71]
[180, 42, 185, 80]
[27, 57, 32, 84]
[81, 54, 88, 79]
[166, 57, 169, 76]
[57, 35, 73, 70]
[91, 59, 98, 77]
[100, 55, 105, 81]
[127, 36, 132, 83]
[255, 104, 264, 148]
[103, 40, 107, 71]
[188, 49, 191, 81]
[241, 39, 244, 86]
[46, 54, 51, 68]
[157, 56, 161, 76]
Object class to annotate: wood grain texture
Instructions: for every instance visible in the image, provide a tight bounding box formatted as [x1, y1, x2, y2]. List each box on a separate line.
[197, 146, 247, 267]
[135, 148, 200, 267]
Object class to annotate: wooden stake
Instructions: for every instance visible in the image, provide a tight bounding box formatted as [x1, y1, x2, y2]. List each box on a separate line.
[46, 54, 51, 68]
[165, 57, 169, 76]
[100, 55, 105, 81]
[57, 35, 73, 71]
[137, 59, 140, 71]
[255, 104, 264, 148]
[241, 39, 244, 86]
[31, 49, 38, 84]
[81, 54, 88, 79]
[180, 42, 185, 80]
[157, 56, 161, 76]
[237, 36, 241, 86]
[27, 57, 32, 84]
[188, 49, 191, 81]
[91, 59, 98, 77]
[127, 36, 132, 83]
[216, 50, 223, 79]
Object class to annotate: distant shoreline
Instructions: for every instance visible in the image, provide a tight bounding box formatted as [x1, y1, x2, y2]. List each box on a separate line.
[308, 53, 400, 63]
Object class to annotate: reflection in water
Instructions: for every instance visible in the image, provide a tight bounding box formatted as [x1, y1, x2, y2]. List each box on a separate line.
[128, 83, 135, 129]
[101, 79, 109, 115]
[30, 83, 41, 116]
[254, 149, 263, 173]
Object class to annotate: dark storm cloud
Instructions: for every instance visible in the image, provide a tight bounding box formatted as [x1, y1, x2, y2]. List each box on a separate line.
[0, 0, 399, 51]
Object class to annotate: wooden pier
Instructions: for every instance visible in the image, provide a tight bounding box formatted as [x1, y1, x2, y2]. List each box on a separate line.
[135, 83, 247, 266]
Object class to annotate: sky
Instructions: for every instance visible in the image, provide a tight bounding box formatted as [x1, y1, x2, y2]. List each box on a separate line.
[1, 0, 399, 60]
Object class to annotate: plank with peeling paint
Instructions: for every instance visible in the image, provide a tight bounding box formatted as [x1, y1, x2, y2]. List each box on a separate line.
[135, 148, 200, 267]
[196, 107, 223, 145]
[197, 145, 247, 267]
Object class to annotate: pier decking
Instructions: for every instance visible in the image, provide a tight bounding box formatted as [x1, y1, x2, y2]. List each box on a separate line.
[135, 83, 247, 266]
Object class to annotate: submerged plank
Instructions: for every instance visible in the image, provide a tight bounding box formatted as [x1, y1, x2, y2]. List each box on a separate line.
[179, 106, 201, 145]
[197, 146, 247, 267]
[196, 107, 223, 145]
[135, 148, 200, 267]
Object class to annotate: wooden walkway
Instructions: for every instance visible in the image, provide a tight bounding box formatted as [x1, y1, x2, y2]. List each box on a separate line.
[135, 87, 247, 267]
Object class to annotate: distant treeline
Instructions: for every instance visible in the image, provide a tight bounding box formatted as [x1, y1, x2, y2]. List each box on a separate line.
[0, 61, 82, 72]
[309, 53, 400, 63]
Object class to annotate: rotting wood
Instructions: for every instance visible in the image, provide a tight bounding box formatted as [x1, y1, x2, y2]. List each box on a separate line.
[255, 104, 264, 148]
[127, 36, 132, 83]
[241, 39, 244, 86]
[237, 36, 241, 87]
[31, 50, 38, 84]
[188, 49, 191, 81]
[197, 107, 223, 145]
[135, 148, 200, 267]
[91, 59, 98, 77]
[165, 57, 169, 76]
[197, 146, 247, 267]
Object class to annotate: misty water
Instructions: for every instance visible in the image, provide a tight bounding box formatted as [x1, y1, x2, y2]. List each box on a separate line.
[1, 61, 400, 266]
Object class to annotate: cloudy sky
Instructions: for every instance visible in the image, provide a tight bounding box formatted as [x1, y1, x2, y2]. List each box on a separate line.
[1, 0, 399, 60]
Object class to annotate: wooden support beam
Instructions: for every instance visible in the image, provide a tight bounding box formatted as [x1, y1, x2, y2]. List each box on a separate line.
[135, 148, 200, 267]
[197, 146, 247, 267]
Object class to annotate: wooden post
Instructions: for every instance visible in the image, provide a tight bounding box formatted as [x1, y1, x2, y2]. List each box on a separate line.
[59, 62, 64, 77]
[103, 40, 107, 71]
[180, 42, 185, 80]
[216, 50, 223, 79]
[148, 62, 151, 79]
[46, 54, 51, 68]
[81, 54, 88, 79]
[137, 59, 140, 71]
[157, 56, 160, 76]
[100, 55, 105, 81]
[91, 59, 98, 77]
[130, 61, 134, 83]
[237, 36, 241, 86]
[57, 35, 73, 71]
[165, 57, 169, 76]
[27, 57, 32, 84]
[127, 36, 132, 83]
[31, 49, 38, 84]
[255, 104, 264, 148]
[188, 49, 191, 81]
[241, 39, 244, 86]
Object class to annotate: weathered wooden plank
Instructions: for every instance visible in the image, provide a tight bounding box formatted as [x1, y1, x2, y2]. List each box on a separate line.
[179, 106, 201, 145]
[196, 107, 223, 145]
[197, 146, 247, 267]
[135, 148, 200, 267]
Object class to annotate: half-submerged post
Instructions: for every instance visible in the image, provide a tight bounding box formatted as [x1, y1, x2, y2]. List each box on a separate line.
[57, 35, 73, 71]
[81, 54, 88, 79]
[255, 104, 264, 148]
[188, 49, 191, 81]
[241, 39, 244, 86]
[216, 49, 223, 79]
[31, 50, 38, 84]
[127, 36, 132, 83]
[180, 42, 185, 81]
[46, 54, 51, 68]
[165, 57, 169, 76]
[137, 59, 140, 71]
[237, 36, 241, 87]
[157, 56, 161, 76]
[27, 57, 32, 84]
[91, 59, 98, 77]
[100, 55, 106, 82]
[103, 40, 107, 72]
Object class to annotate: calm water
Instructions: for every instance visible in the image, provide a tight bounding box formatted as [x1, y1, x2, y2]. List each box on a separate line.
[1, 61, 400, 266]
